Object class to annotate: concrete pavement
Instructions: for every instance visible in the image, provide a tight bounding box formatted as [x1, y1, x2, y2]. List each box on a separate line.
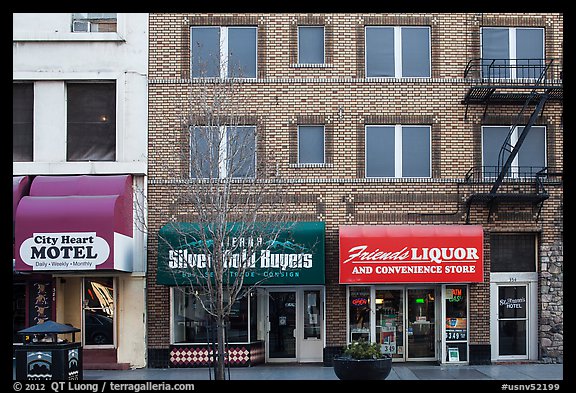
[78, 362, 564, 381]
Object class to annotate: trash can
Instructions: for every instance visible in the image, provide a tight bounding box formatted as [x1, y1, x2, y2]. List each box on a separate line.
[15, 320, 83, 380]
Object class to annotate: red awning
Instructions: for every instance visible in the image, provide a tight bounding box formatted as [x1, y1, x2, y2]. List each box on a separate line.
[339, 225, 484, 284]
[14, 175, 133, 272]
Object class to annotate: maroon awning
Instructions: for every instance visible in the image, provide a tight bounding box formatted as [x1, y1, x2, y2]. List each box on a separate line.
[14, 175, 133, 272]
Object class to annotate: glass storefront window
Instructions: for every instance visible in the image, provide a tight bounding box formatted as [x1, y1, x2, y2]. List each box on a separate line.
[349, 286, 371, 342]
[173, 288, 253, 344]
[445, 286, 468, 362]
[304, 290, 321, 339]
[376, 289, 403, 358]
[83, 277, 114, 346]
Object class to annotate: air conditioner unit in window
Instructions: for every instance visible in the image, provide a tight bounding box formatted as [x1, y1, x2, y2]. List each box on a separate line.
[72, 20, 90, 32]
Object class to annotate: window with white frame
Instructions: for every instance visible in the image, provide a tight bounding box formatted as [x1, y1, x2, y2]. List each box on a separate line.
[482, 126, 546, 178]
[481, 27, 544, 79]
[13, 82, 34, 162]
[67, 82, 116, 161]
[365, 125, 431, 178]
[298, 125, 325, 164]
[298, 26, 325, 64]
[365, 26, 431, 78]
[191, 26, 257, 78]
[190, 125, 256, 179]
[72, 13, 117, 32]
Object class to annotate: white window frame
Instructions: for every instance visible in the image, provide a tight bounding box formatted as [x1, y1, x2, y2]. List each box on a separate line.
[481, 125, 547, 179]
[191, 26, 258, 79]
[297, 25, 326, 65]
[365, 26, 431, 79]
[365, 124, 432, 178]
[190, 125, 257, 179]
[481, 27, 545, 80]
[297, 125, 326, 164]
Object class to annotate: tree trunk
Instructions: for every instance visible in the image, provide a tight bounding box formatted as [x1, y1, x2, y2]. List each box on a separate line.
[214, 317, 226, 380]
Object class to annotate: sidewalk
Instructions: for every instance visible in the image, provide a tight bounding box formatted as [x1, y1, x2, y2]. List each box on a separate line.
[78, 362, 564, 381]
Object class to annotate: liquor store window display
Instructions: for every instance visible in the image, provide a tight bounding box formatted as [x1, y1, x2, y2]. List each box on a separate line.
[347, 285, 470, 362]
[443, 285, 469, 363]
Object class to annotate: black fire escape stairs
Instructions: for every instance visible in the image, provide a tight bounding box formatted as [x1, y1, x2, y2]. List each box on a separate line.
[461, 58, 563, 223]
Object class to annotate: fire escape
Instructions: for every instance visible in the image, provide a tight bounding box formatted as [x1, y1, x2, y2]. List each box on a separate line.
[461, 57, 563, 223]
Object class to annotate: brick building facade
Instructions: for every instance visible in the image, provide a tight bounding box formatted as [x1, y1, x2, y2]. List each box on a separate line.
[146, 13, 563, 367]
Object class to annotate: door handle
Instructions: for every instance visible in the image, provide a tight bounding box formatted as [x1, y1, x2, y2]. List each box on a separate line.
[293, 329, 296, 338]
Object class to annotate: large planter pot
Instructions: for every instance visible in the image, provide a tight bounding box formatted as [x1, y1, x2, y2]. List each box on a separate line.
[333, 356, 392, 380]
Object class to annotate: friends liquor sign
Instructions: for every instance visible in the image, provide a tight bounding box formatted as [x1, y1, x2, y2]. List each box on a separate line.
[339, 225, 484, 284]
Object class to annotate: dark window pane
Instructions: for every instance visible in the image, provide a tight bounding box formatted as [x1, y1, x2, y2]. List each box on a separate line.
[498, 320, 527, 356]
[191, 126, 219, 179]
[366, 126, 395, 177]
[13, 83, 34, 162]
[67, 83, 116, 161]
[298, 26, 324, 64]
[227, 126, 256, 178]
[366, 27, 394, 77]
[517, 126, 546, 175]
[482, 126, 511, 177]
[401, 27, 430, 77]
[191, 27, 221, 78]
[491, 233, 536, 272]
[402, 126, 430, 177]
[228, 296, 249, 342]
[516, 29, 544, 79]
[228, 27, 257, 78]
[482, 28, 510, 78]
[298, 126, 324, 164]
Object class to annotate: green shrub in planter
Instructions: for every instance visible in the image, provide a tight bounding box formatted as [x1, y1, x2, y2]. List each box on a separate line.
[333, 340, 392, 380]
[343, 339, 384, 360]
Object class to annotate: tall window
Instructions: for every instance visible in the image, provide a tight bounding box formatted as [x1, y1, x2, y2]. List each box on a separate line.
[72, 13, 117, 32]
[13, 83, 34, 162]
[482, 126, 546, 178]
[67, 82, 116, 161]
[365, 26, 431, 78]
[298, 125, 325, 164]
[298, 26, 325, 64]
[349, 286, 371, 342]
[190, 125, 256, 179]
[191, 26, 257, 78]
[481, 27, 544, 79]
[83, 277, 114, 346]
[365, 125, 431, 178]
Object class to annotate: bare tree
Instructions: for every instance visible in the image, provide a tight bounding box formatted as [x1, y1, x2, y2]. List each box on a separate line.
[138, 46, 319, 380]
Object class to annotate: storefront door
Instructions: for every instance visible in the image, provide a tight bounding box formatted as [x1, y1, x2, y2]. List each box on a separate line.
[497, 284, 529, 359]
[407, 288, 436, 360]
[266, 288, 324, 363]
[267, 291, 297, 361]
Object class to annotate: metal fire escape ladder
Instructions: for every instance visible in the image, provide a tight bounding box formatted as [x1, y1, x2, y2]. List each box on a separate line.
[462, 58, 561, 223]
[490, 60, 553, 194]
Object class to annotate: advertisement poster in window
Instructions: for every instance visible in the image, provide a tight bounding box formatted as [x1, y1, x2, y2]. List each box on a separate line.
[380, 326, 397, 355]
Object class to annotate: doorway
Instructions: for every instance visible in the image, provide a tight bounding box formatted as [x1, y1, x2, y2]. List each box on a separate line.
[265, 287, 324, 363]
[406, 288, 436, 360]
[372, 286, 437, 361]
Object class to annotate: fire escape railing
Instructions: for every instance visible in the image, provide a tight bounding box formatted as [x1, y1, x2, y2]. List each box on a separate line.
[461, 58, 562, 223]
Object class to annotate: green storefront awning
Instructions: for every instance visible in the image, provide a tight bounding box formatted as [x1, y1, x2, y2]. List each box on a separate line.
[157, 221, 325, 286]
